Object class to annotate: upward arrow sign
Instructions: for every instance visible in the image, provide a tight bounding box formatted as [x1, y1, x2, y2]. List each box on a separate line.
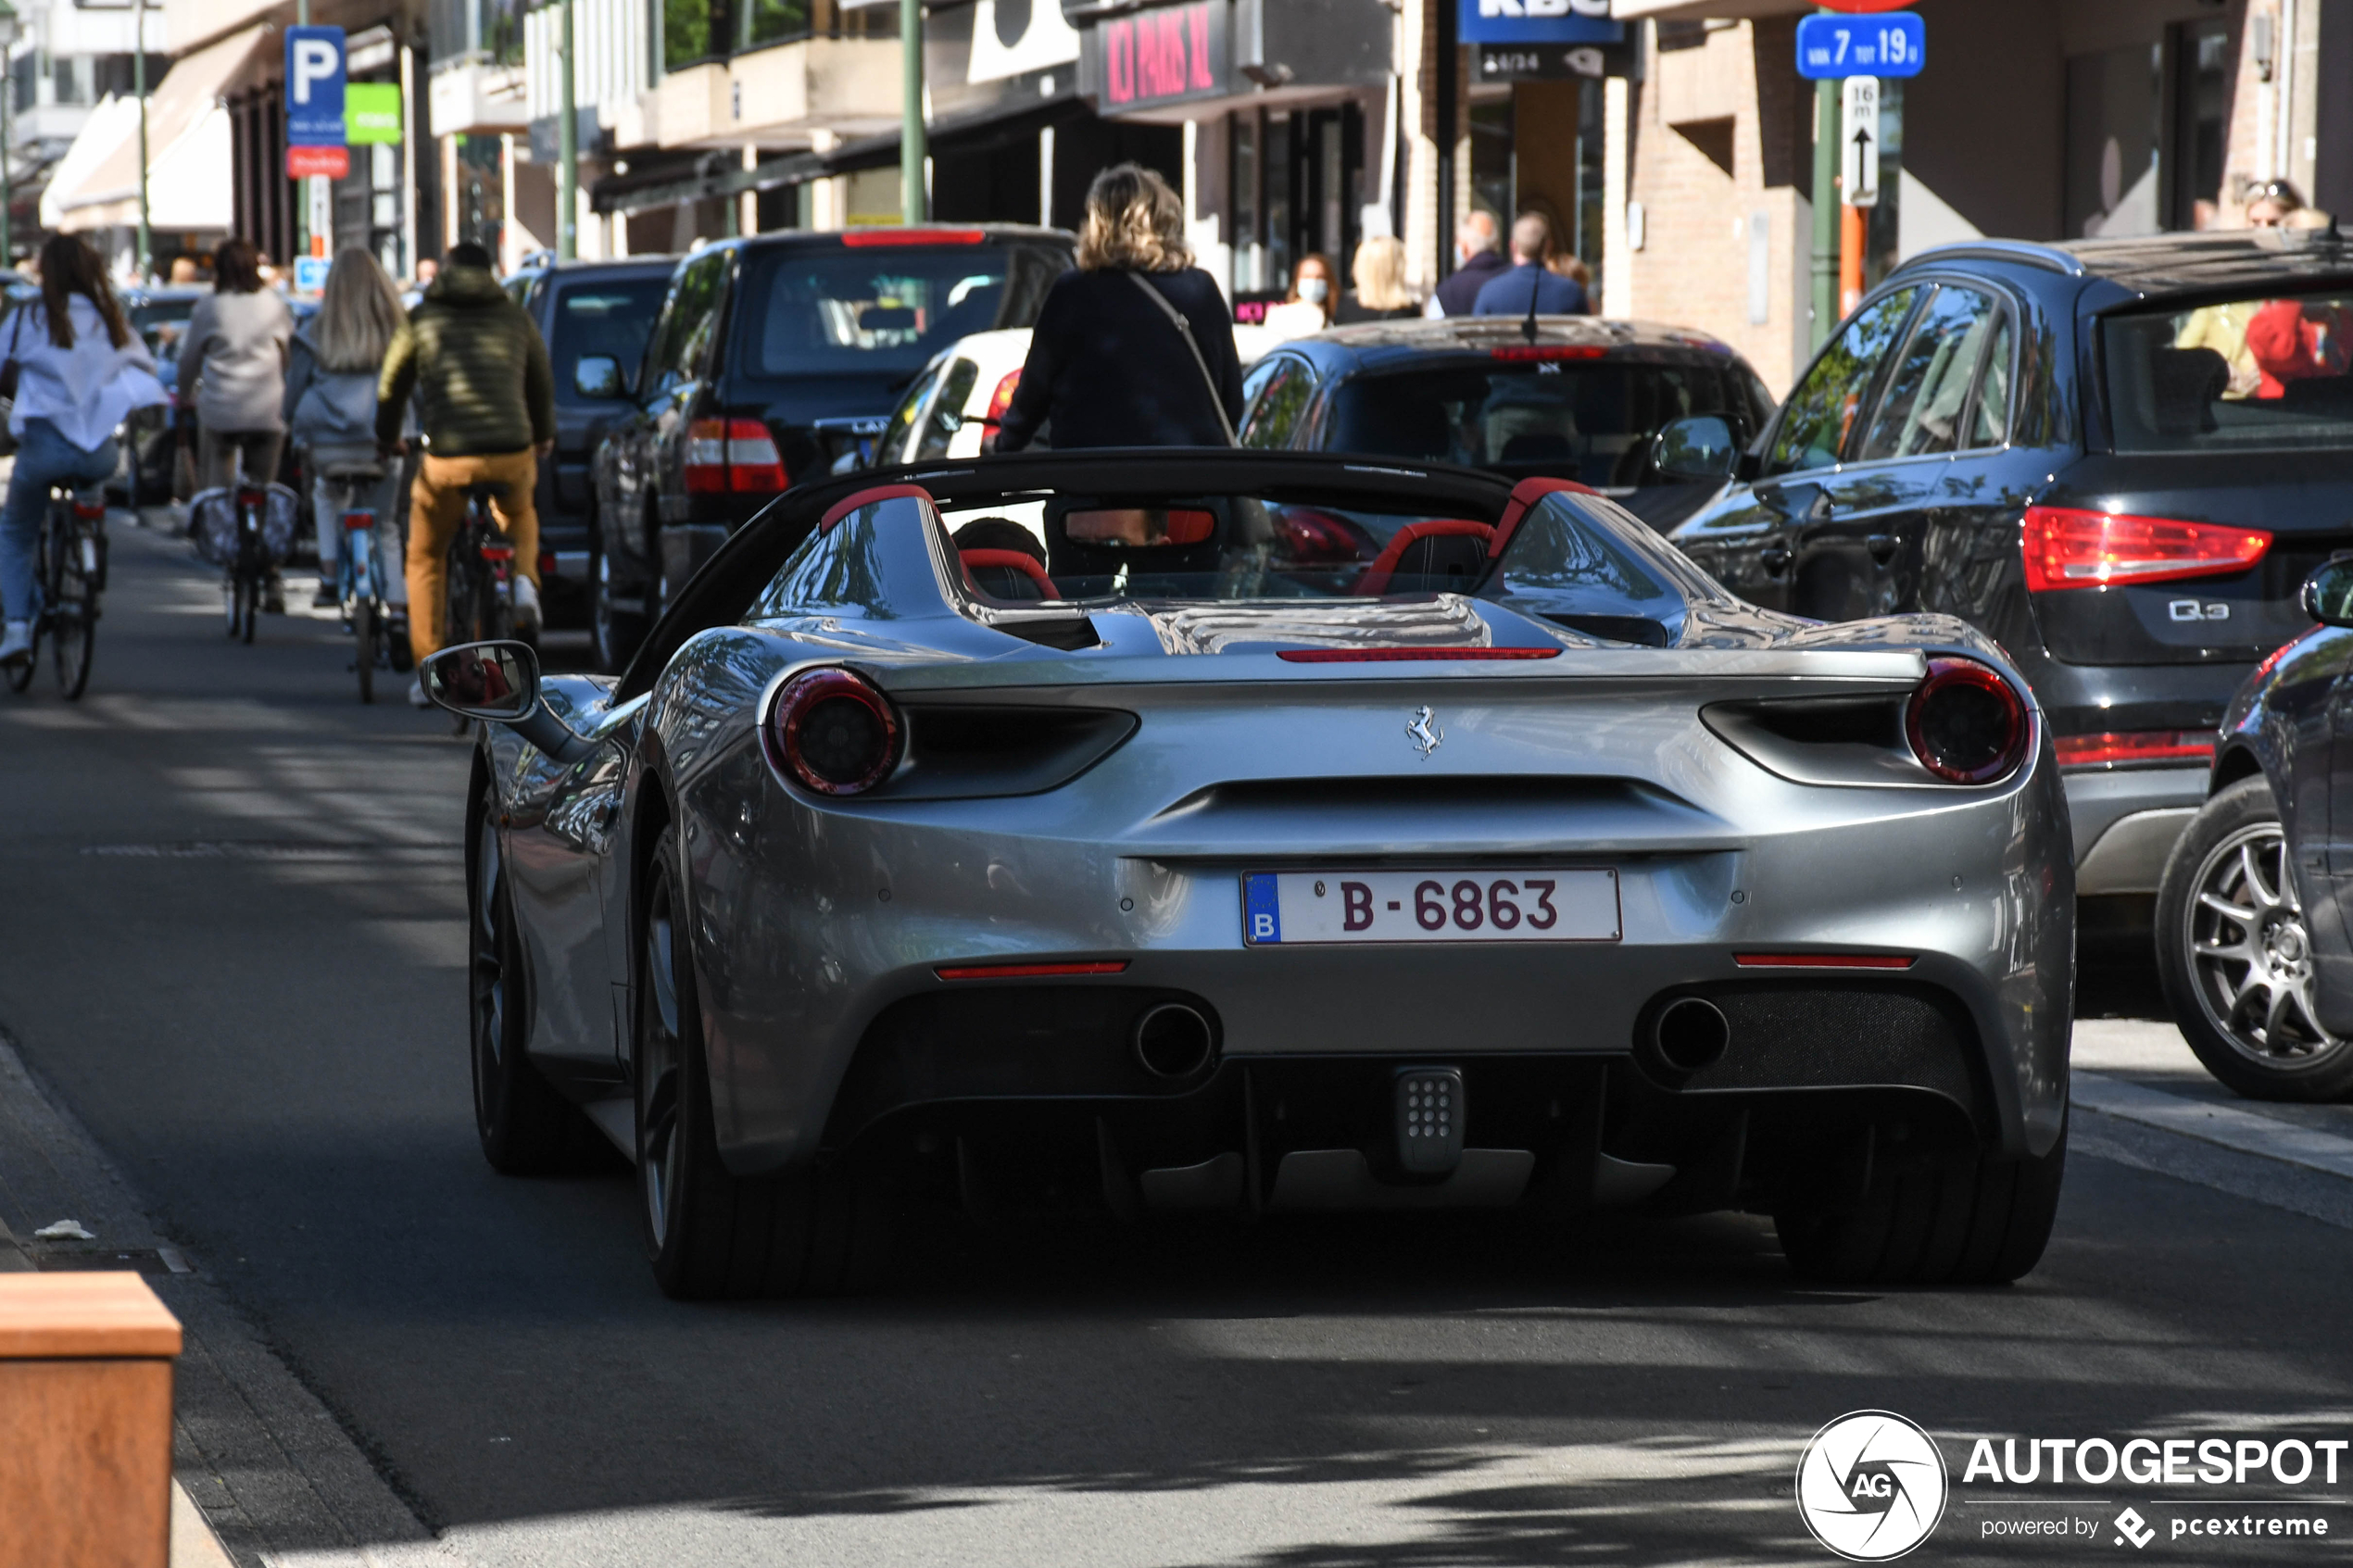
[1841, 75, 1881, 207]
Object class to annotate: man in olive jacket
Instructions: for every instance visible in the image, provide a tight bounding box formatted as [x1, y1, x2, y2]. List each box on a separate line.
[377, 241, 555, 668]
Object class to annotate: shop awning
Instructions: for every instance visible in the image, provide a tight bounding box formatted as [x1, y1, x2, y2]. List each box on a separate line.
[589, 93, 1090, 214]
[45, 24, 271, 232]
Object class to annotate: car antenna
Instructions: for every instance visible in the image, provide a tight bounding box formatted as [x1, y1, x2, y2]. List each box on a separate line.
[1522, 257, 1541, 344]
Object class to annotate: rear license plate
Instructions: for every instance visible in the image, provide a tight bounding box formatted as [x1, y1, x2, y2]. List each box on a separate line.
[1241, 871, 1620, 945]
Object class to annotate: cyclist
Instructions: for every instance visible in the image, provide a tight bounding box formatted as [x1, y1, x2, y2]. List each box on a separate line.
[177, 236, 295, 613]
[375, 240, 554, 706]
[284, 248, 408, 628]
[0, 234, 166, 671]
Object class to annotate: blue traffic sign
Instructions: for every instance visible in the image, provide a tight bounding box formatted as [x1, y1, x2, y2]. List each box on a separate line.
[1796, 11, 1923, 80]
[284, 26, 347, 147]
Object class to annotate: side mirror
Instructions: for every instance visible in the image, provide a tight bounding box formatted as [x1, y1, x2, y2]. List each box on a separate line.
[2303, 556, 2353, 628]
[1652, 416, 1737, 484]
[422, 639, 539, 720]
[573, 354, 625, 399]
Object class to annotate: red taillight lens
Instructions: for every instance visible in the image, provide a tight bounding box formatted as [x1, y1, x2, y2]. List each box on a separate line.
[983, 370, 1022, 426]
[1906, 657, 2028, 784]
[340, 511, 374, 533]
[841, 229, 986, 246]
[766, 669, 900, 796]
[685, 419, 787, 495]
[2054, 730, 2218, 770]
[2021, 505, 2270, 591]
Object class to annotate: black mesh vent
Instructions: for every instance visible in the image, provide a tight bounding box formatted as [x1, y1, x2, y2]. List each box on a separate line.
[1671, 983, 1978, 1107]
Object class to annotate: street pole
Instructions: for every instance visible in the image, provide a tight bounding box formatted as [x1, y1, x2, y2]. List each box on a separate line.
[1809, 73, 1835, 351]
[1, 78, 13, 273]
[293, 0, 308, 266]
[134, 0, 152, 280]
[557, 0, 576, 258]
[900, 0, 924, 222]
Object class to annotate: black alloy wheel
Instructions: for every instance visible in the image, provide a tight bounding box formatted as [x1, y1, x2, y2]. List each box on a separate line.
[635, 826, 890, 1300]
[469, 775, 601, 1173]
[2157, 775, 2353, 1100]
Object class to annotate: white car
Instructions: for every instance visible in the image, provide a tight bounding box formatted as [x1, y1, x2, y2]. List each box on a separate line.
[874, 322, 1284, 469]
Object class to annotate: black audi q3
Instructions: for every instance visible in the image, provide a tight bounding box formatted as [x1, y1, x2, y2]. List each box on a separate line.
[1669, 229, 2353, 919]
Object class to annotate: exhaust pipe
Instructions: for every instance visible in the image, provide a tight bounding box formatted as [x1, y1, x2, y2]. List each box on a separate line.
[1134, 1003, 1215, 1079]
[1650, 997, 1730, 1075]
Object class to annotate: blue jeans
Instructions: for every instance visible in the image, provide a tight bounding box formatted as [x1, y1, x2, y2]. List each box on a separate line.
[0, 420, 118, 624]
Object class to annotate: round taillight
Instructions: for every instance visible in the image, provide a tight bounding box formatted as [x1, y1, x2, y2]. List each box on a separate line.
[768, 669, 900, 796]
[1906, 657, 2028, 784]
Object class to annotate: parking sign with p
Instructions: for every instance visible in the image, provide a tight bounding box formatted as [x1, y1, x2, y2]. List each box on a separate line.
[284, 26, 346, 146]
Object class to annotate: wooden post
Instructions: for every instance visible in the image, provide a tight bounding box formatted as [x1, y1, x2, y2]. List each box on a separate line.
[0, 1274, 182, 1568]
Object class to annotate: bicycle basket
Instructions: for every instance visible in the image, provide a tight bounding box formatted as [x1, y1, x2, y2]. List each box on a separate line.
[188, 483, 301, 567]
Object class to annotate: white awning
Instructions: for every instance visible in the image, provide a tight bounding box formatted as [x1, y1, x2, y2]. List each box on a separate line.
[45, 24, 270, 233]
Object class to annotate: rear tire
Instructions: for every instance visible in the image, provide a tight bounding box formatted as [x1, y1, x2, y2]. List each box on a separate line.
[470, 778, 601, 1173]
[590, 545, 648, 674]
[635, 826, 890, 1299]
[240, 574, 258, 644]
[51, 605, 93, 700]
[1774, 1117, 2067, 1286]
[353, 598, 376, 704]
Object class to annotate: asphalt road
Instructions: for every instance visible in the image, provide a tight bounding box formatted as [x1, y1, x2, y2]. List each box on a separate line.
[9, 518, 2353, 1565]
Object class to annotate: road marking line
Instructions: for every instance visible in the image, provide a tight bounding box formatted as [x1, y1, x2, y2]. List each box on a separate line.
[2072, 1071, 2353, 1182]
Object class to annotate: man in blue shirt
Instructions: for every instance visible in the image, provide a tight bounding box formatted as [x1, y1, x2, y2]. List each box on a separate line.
[1472, 215, 1590, 317]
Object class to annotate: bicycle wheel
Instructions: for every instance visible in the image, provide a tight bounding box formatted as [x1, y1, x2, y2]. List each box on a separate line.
[51, 514, 96, 700]
[223, 573, 243, 638]
[353, 597, 376, 704]
[241, 573, 259, 645]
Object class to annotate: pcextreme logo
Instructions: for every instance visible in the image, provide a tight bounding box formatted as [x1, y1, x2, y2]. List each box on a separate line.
[1797, 1410, 1951, 1562]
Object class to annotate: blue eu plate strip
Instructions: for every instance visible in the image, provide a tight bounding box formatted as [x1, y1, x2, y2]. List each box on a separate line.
[1242, 874, 1281, 945]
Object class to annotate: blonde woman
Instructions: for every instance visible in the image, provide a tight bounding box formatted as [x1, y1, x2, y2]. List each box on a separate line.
[283, 249, 409, 613]
[994, 163, 1243, 450]
[1336, 235, 1420, 323]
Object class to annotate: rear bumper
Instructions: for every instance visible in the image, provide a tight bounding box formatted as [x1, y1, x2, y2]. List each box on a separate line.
[2064, 765, 2207, 896]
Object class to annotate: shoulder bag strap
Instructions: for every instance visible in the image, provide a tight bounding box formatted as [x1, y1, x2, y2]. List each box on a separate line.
[1125, 270, 1236, 446]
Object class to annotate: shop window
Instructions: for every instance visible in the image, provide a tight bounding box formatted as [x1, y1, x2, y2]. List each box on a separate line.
[1231, 114, 1261, 294]
[666, 0, 727, 70]
[2170, 19, 2230, 228]
[1468, 97, 1512, 227]
[1265, 113, 1291, 290]
[743, 0, 812, 50]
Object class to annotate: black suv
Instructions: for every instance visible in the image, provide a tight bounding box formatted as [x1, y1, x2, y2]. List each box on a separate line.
[1239, 317, 1777, 533]
[1671, 231, 2353, 909]
[500, 257, 680, 642]
[588, 225, 1073, 669]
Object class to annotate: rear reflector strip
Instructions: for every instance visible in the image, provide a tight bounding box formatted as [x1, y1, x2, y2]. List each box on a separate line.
[935, 960, 1130, 981]
[843, 228, 986, 246]
[2056, 730, 2218, 769]
[1491, 345, 1607, 361]
[1733, 953, 1917, 970]
[1276, 647, 1563, 663]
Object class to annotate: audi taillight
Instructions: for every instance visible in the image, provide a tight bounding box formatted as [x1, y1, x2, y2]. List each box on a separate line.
[685, 419, 787, 495]
[766, 669, 900, 796]
[983, 370, 1022, 426]
[2021, 505, 2270, 591]
[2054, 730, 2217, 770]
[1906, 657, 2028, 784]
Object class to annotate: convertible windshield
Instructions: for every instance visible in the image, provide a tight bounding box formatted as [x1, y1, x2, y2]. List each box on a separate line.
[2107, 291, 2353, 452]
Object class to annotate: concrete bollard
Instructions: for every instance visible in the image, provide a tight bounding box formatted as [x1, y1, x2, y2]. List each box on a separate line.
[0, 1273, 182, 1568]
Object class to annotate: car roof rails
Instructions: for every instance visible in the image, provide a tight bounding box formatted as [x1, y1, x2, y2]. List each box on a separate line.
[1892, 241, 2086, 278]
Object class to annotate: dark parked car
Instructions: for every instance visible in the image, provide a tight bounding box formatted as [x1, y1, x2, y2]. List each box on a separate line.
[588, 224, 1074, 671]
[1672, 229, 2353, 912]
[1235, 318, 1777, 533]
[2158, 554, 2353, 1100]
[501, 257, 678, 640]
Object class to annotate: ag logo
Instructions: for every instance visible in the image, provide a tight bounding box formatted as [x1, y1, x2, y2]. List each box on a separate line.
[1795, 1411, 1948, 1562]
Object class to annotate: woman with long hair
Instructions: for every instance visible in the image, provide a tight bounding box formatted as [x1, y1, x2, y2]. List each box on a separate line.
[993, 163, 1244, 451]
[0, 234, 166, 671]
[177, 236, 294, 493]
[284, 248, 409, 613]
[1336, 235, 1420, 323]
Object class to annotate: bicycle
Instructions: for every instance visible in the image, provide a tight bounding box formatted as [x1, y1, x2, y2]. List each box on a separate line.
[221, 481, 272, 645]
[320, 458, 409, 704]
[444, 482, 519, 649]
[3, 484, 107, 700]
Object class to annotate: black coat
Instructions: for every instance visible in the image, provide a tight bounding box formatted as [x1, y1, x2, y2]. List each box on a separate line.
[996, 267, 1244, 451]
[1433, 250, 1510, 318]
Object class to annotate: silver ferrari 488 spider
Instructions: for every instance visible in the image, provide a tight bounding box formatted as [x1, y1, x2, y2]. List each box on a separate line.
[423, 449, 2072, 1299]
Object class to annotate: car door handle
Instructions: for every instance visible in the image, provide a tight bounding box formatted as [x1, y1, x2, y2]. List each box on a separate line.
[1867, 533, 1898, 564]
[1759, 546, 1793, 575]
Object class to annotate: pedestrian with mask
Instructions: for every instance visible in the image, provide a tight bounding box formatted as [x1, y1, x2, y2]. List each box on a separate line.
[1262, 253, 1336, 339]
[1431, 211, 1507, 317]
[993, 164, 1244, 452]
[284, 248, 409, 622]
[1473, 213, 1589, 317]
[376, 241, 555, 699]
[0, 235, 166, 670]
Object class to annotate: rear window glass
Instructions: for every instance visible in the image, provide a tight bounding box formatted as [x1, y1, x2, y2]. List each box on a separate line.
[2107, 292, 2353, 451]
[1325, 359, 1765, 486]
[551, 279, 669, 402]
[738, 245, 1063, 378]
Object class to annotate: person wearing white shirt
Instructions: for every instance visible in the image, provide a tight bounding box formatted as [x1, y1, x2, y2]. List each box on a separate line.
[0, 235, 167, 670]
